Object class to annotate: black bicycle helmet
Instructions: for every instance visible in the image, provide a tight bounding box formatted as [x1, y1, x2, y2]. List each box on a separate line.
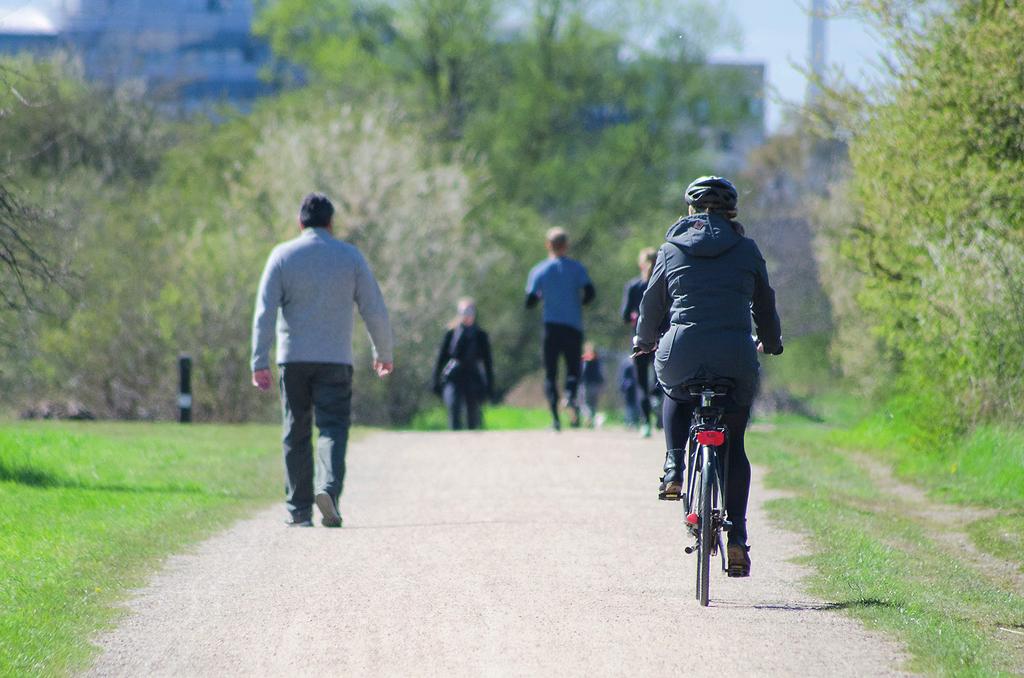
[684, 176, 738, 212]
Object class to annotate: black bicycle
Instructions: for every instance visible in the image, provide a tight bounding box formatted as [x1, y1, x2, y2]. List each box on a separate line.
[680, 380, 734, 607]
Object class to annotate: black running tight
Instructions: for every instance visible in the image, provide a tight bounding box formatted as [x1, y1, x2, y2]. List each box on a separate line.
[542, 323, 582, 417]
[663, 396, 751, 542]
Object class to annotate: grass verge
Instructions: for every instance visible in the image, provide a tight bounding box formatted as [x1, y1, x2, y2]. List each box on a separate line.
[408, 405, 553, 430]
[831, 413, 1024, 510]
[408, 404, 632, 430]
[750, 419, 1024, 676]
[0, 421, 287, 676]
[828, 402, 1024, 584]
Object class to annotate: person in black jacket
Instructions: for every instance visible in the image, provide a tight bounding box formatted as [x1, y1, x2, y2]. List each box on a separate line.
[432, 298, 494, 430]
[620, 247, 659, 437]
[579, 342, 605, 427]
[634, 176, 783, 577]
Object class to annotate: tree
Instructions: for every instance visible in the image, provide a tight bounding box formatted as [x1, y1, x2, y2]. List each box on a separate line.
[0, 63, 72, 323]
[0, 57, 173, 415]
[254, 0, 750, 399]
[817, 2, 1024, 422]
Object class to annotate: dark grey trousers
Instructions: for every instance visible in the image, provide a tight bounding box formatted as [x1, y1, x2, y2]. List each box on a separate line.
[279, 362, 353, 520]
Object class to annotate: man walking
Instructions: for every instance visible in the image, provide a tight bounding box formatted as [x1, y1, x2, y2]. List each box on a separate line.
[251, 192, 394, 527]
[525, 227, 595, 430]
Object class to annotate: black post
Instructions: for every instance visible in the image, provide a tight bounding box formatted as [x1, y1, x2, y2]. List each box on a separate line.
[178, 354, 192, 423]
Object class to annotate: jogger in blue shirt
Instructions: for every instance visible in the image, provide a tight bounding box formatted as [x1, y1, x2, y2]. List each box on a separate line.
[525, 227, 595, 430]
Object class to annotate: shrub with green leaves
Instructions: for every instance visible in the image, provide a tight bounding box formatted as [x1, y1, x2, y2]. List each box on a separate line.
[825, 2, 1024, 424]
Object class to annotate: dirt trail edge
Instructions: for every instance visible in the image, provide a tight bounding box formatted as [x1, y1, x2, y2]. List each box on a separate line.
[87, 431, 910, 677]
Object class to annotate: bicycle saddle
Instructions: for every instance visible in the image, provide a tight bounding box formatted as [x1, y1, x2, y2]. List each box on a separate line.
[683, 377, 735, 397]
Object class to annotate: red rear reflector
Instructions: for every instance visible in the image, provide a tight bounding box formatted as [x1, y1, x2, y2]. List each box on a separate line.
[696, 430, 725, 446]
[686, 513, 699, 525]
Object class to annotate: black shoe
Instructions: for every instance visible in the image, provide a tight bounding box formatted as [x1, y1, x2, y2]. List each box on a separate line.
[285, 516, 313, 527]
[315, 492, 342, 528]
[727, 543, 751, 577]
[658, 448, 685, 500]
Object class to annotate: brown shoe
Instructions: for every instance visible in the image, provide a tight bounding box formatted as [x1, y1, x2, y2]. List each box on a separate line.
[727, 543, 750, 577]
[315, 492, 342, 528]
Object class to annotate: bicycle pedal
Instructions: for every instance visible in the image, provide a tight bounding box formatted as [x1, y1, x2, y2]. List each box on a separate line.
[658, 491, 681, 501]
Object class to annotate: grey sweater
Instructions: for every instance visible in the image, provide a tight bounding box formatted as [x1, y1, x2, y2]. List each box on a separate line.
[251, 228, 393, 370]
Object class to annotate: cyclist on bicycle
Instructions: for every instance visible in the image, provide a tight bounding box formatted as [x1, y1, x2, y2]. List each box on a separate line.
[633, 176, 783, 577]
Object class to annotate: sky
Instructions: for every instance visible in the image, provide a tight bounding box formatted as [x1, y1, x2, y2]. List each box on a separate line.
[0, 0, 889, 131]
[705, 0, 888, 130]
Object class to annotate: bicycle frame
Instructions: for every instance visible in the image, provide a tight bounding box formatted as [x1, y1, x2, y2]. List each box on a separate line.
[682, 387, 731, 604]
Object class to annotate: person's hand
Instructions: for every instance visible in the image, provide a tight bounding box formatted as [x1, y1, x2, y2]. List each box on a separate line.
[252, 369, 272, 391]
[374, 360, 394, 377]
[756, 342, 765, 354]
[631, 336, 654, 359]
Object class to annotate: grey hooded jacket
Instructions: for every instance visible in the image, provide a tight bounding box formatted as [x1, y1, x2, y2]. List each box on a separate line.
[635, 213, 782, 406]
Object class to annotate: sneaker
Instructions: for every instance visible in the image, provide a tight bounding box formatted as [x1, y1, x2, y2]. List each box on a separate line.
[658, 479, 683, 501]
[727, 543, 751, 577]
[640, 423, 652, 438]
[285, 516, 313, 527]
[315, 492, 343, 528]
[550, 418, 562, 432]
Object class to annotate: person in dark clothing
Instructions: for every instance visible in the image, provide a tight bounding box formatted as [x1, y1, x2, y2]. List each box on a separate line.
[525, 227, 596, 431]
[579, 342, 605, 427]
[634, 176, 783, 577]
[620, 247, 660, 438]
[618, 356, 641, 428]
[432, 298, 494, 430]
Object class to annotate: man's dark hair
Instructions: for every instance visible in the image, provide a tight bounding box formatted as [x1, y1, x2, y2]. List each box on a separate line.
[299, 192, 334, 228]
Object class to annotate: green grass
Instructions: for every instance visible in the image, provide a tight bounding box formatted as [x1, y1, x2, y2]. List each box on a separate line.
[750, 419, 1024, 676]
[408, 405, 555, 431]
[830, 408, 1024, 510]
[408, 404, 632, 431]
[802, 387, 1024, 597]
[967, 515, 1024, 574]
[0, 421, 286, 676]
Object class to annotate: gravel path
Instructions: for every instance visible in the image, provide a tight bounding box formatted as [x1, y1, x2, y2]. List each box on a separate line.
[87, 430, 909, 677]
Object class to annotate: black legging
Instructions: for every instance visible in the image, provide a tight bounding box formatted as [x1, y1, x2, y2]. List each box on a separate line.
[542, 323, 582, 418]
[443, 382, 483, 430]
[633, 352, 653, 425]
[663, 396, 751, 543]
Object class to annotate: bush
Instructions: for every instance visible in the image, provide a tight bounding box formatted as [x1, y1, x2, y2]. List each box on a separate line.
[818, 3, 1024, 424]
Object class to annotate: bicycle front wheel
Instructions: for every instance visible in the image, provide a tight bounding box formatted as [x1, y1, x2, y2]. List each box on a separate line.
[697, 450, 715, 607]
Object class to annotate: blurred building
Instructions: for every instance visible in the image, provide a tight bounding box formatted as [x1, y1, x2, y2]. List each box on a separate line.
[0, 0, 277, 114]
[694, 63, 767, 174]
[64, 0, 276, 113]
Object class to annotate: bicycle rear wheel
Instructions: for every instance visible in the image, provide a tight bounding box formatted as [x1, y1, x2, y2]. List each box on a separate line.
[697, 450, 714, 607]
